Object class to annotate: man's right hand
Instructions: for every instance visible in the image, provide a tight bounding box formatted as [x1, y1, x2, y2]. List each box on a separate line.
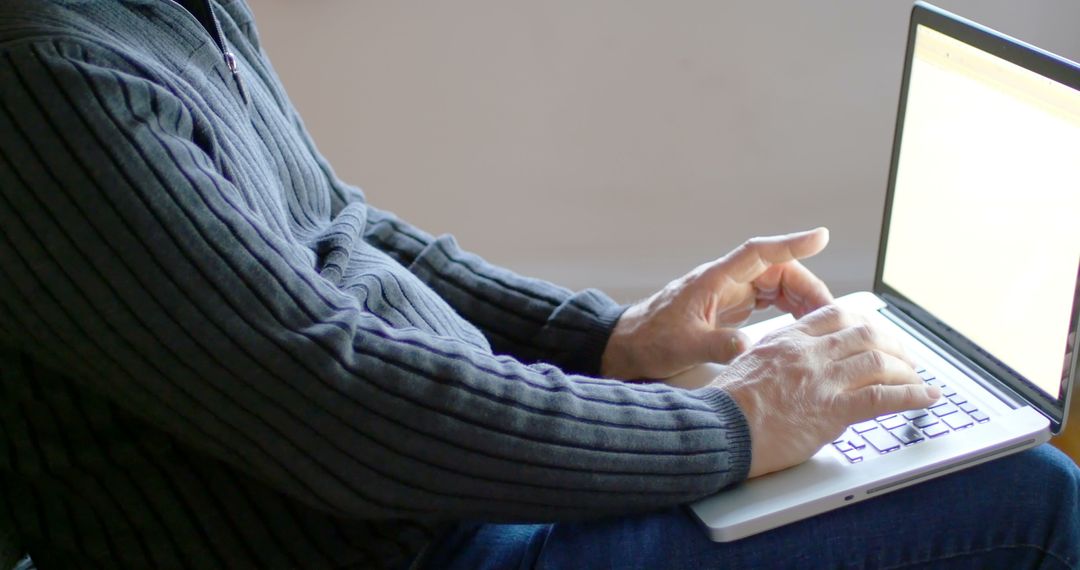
[712, 305, 941, 478]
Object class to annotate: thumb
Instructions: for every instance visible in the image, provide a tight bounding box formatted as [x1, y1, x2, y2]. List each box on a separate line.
[700, 328, 751, 364]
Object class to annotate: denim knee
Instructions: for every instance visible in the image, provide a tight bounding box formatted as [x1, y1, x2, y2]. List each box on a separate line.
[997, 445, 1080, 569]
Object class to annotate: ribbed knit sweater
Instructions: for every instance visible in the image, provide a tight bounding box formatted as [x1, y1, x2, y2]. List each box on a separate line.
[0, 1, 751, 568]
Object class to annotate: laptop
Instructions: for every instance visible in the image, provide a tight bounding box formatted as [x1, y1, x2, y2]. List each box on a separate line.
[689, 1, 1080, 542]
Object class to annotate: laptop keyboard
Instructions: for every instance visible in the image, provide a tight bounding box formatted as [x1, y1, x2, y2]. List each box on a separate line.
[832, 368, 991, 463]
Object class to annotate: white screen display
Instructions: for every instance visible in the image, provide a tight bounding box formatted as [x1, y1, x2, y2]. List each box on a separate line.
[882, 26, 1080, 399]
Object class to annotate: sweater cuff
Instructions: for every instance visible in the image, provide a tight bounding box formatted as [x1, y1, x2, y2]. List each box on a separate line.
[691, 386, 753, 485]
[552, 289, 628, 376]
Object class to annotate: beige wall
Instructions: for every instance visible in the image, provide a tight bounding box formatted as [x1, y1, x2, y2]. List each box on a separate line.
[250, 1, 1080, 303]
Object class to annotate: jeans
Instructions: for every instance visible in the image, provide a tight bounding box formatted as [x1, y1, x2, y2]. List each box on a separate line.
[419, 445, 1080, 569]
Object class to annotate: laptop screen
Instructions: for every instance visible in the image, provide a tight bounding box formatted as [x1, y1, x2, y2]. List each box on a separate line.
[879, 24, 1080, 406]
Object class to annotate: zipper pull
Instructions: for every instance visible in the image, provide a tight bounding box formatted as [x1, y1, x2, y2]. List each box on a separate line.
[223, 51, 250, 104]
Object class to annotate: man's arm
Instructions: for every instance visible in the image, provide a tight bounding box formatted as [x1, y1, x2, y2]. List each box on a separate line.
[284, 100, 625, 377]
[363, 207, 626, 377]
[0, 40, 750, 520]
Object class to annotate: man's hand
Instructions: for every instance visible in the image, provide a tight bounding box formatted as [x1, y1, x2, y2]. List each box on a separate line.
[714, 305, 941, 478]
[601, 228, 833, 380]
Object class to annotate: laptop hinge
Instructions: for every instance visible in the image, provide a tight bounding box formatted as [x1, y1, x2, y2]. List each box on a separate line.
[878, 306, 1027, 410]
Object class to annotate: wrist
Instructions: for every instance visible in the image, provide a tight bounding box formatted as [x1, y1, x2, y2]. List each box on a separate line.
[728, 386, 765, 478]
[600, 302, 649, 379]
[713, 365, 766, 478]
[693, 385, 755, 483]
[555, 293, 629, 377]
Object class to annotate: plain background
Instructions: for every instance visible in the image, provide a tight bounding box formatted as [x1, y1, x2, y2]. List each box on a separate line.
[248, 1, 1080, 306]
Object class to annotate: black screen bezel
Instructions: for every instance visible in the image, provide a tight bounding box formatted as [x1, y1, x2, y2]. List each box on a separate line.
[873, 2, 1080, 433]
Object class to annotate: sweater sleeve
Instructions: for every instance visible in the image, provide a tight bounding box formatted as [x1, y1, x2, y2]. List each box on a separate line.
[0, 40, 750, 521]
[363, 207, 627, 377]
[239, 0, 623, 375]
[286, 107, 626, 377]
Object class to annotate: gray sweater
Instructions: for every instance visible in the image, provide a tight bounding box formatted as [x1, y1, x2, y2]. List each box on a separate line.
[0, 1, 750, 567]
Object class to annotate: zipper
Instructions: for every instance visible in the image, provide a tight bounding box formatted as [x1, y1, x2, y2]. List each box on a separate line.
[205, 0, 250, 104]
[163, 0, 250, 105]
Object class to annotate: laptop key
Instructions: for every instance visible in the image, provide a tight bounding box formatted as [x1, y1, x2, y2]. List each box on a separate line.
[861, 428, 901, 453]
[959, 402, 978, 413]
[892, 424, 925, 445]
[923, 423, 950, 438]
[928, 397, 950, 409]
[970, 410, 990, 423]
[834, 440, 854, 453]
[843, 449, 863, 463]
[948, 394, 967, 405]
[932, 404, 959, 417]
[943, 414, 973, 430]
[847, 437, 867, 450]
[852, 420, 879, 434]
[902, 409, 929, 420]
[878, 415, 907, 430]
[913, 415, 939, 428]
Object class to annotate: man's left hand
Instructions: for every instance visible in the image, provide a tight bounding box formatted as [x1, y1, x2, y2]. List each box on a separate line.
[600, 227, 833, 380]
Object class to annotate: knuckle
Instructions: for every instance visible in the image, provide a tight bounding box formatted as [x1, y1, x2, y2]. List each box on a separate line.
[820, 304, 847, 324]
[866, 349, 887, 371]
[731, 241, 755, 262]
[865, 385, 885, 409]
[820, 304, 841, 319]
[854, 324, 877, 345]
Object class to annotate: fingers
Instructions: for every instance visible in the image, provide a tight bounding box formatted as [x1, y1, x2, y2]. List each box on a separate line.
[823, 323, 915, 367]
[702, 227, 830, 286]
[837, 383, 941, 425]
[830, 350, 921, 389]
[753, 260, 834, 317]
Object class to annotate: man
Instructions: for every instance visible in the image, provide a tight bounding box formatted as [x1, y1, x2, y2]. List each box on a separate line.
[0, 1, 1076, 568]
